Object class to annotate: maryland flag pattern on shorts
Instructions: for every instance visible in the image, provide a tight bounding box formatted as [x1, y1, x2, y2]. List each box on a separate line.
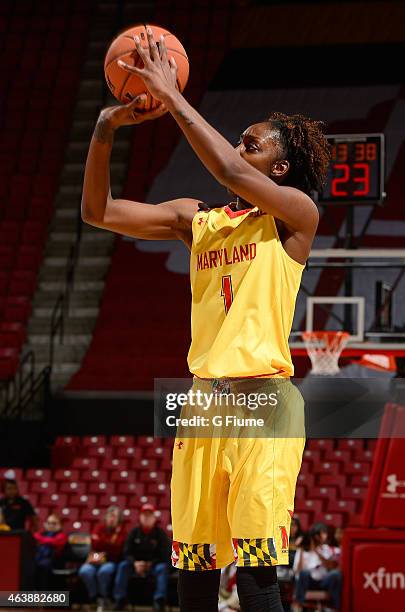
[172, 541, 217, 571]
[233, 537, 278, 567]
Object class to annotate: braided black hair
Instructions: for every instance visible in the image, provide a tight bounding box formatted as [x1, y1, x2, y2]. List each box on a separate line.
[267, 112, 331, 195]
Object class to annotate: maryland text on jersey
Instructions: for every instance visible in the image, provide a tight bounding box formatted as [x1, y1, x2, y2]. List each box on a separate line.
[196, 242, 257, 271]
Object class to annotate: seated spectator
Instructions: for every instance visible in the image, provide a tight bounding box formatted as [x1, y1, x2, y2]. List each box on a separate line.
[0, 478, 38, 531]
[115, 503, 171, 612]
[34, 513, 68, 589]
[218, 562, 240, 611]
[0, 508, 11, 531]
[293, 522, 342, 611]
[330, 526, 343, 549]
[289, 517, 304, 567]
[79, 506, 127, 612]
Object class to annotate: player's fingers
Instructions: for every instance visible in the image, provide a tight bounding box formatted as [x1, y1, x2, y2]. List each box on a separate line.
[127, 94, 147, 109]
[150, 103, 167, 117]
[159, 35, 168, 64]
[169, 57, 178, 84]
[117, 59, 142, 75]
[146, 26, 159, 61]
[133, 34, 149, 65]
[169, 56, 177, 72]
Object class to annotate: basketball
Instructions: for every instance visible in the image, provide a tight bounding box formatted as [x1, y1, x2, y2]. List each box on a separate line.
[104, 24, 189, 109]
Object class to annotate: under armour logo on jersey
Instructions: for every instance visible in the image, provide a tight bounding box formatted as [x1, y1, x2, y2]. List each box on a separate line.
[198, 217, 205, 225]
[176, 441, 184, 450]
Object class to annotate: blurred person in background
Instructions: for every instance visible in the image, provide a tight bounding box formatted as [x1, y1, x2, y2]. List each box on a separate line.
[79, 506, 127, 612]
[218, 562, 240, 611]
[0, 478, 38, 531]
[292, 523, 341, 611]
[114, 503, 171, 612]
[330, 526, 343, 551]
[34, 513, 67, 589]
[0, 507, 11, 531]
[289, 518, 304, 567]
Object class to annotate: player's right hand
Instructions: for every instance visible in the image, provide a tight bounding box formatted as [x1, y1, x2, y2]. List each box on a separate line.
[99, 94, 168, 128]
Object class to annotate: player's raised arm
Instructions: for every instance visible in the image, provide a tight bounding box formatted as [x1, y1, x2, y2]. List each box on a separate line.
[118, 29, 326, 237]
[81, 97, 199, 246]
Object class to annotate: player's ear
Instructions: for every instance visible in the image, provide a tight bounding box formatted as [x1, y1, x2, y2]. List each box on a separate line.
[270, 159, 289, 179]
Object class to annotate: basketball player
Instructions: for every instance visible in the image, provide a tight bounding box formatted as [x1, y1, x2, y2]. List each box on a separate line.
[81, 29, 330, 612]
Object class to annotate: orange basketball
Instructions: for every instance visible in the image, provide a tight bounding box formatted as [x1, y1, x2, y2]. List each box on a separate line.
[104, 24, 189, 109]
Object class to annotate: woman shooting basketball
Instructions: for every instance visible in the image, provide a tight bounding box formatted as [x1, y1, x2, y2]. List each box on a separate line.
[82, 28, 330, 612]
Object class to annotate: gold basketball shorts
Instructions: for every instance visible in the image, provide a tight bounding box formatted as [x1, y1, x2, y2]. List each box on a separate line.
[170, 376, 305, 571]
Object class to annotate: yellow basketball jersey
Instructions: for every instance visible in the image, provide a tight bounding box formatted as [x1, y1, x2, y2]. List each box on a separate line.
[187, 204, 305, 378]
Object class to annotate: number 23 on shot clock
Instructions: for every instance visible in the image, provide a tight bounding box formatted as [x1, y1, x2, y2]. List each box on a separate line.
[318, 133, 385, 204]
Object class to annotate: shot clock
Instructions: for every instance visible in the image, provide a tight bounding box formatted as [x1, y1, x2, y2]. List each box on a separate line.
[318, 134, 385, 204]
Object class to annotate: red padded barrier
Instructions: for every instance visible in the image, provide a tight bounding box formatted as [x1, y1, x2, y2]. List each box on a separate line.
[361, 404, 405, 528]
[342, 529, 405, 612]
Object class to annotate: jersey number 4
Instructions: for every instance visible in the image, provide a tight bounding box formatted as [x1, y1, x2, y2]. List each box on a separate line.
[221, 275, 234, 314]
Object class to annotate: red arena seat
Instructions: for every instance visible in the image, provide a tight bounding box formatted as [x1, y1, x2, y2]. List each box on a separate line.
[87, 446, 113, 460]
[341, 487, 367, 502]
[307, 440, 335, 452]
[29, 481, 57, 495]
[71, 457, 99, 470]
[58, 481, 86, 496]
[337, 439, 364, 451]
[87, 482, 115, 496]
[110, 436, 135, 447]
[99, 458, 129, 472]
[59, 507, 79, 522]
[54, 436, 80, 447]
[314, 462, 341, 475]
[327, 499, 357, 514]
[310, 486, 339, 502]
[297, 473, 315, 489]
[350, 475, 369, 487]
[80, 469, 108, 483]
[110, 470, 136, 484]
[80, 507, 103, 522]
[39, 493, 68, 508]
[53, 469, 80, 482]
[82, 436, 107, 447]
[98, 494, 127, 508]
[116, 446, 143, 461]
[318, 474, 347, 488]
[345, 462, 370, 476]
[26, 469, 52, 481]
[69, 494, 97, 508]
[138, 471, 166, 485]
[116, 482, 145, 497]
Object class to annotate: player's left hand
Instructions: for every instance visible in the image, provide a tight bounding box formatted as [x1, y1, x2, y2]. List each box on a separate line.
[117, 27, 178, 103]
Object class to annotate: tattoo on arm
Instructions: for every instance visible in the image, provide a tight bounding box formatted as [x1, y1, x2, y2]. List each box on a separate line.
[175, 110, 194, 126]
[94, 119, 115, 144]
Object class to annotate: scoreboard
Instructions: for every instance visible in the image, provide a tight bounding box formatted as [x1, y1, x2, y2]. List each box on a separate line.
[318, 134, 385, 204]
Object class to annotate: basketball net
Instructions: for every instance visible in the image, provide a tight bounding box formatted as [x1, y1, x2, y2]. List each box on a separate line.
[302, 331, 350, 375]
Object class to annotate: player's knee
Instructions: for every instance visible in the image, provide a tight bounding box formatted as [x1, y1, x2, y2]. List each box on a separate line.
[236, 566, 283, 612]
[177, 568, 221, 611]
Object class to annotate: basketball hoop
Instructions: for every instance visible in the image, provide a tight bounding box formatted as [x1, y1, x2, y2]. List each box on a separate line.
[302, 331, 350, 375]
